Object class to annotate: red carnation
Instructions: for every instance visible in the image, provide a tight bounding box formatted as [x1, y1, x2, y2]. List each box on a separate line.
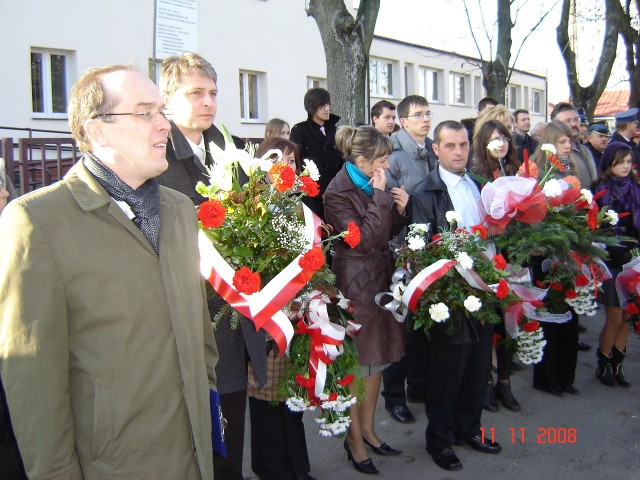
[634, 321, 640, 335]
[328, 392, 338, 401]
[269, 163, 296, 192]
[522, 320, 540, 333]
[587, 206, 598, 230]
[197, 199, 226, 229]
[338, 374, 355, 387]
[535, 280, 548, 289]
[295, 374, 314, 388]
[496, 279, 509, 299]
[299, 176, 320, 197]
[626, 303, 639, 315]
[564, 289, 578, 299]
[493, 254, 507, 270]
[343, 221, 361, 248]
[471, 224, 488, 240]
[233, 266, 261, 295]
[299, 247, 325, 272]
[575, 274, 590, 287]
[432, 234, 441, 241]
[550, 282, 564, 291]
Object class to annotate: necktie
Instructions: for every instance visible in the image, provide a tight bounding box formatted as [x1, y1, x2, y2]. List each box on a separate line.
[195, 146, 206, 167]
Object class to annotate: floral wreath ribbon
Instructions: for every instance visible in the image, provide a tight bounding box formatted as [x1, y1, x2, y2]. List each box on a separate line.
[198, 204, 323, 354]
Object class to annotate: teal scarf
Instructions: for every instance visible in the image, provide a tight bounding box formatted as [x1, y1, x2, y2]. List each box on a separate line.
[346, 162, 373, 196]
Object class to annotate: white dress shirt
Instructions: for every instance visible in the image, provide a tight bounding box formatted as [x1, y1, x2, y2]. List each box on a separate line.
[439, 167, 482, 228]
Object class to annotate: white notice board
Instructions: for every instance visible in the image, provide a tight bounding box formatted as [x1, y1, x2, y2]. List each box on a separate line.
[155, 0, 199, 59]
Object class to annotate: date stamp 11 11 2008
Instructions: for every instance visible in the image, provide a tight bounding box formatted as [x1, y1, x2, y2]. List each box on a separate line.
[480, 427, 578, 445]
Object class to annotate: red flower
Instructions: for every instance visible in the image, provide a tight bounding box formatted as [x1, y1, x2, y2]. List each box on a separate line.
[618, 212, 631, 218]
[563, 175, 580, 190]
[337, 374, 354, 387]
[328, 392, 338, 401]
[535, 280, 548, 289]
[295, 374, 314, 388]
[455, 228, 469, 235]
[496, 279, 509, 299]
[299, 176, 320, 197]
[431, 234, 441, 241]
[530, 300, 545, 308]
[549, 154, 567, 172]
[550, 282, 564, 291]
[575, 274, 590, 287]
[522, 320, 540, 333]
[626, 303, 639, 315]
[197, 199, 226, 229]
[269, 163, 296, 192]
[634, 321, 640, 335]
[299, 247, 325, 272]
[343, 221, 361, 248]
[564, 289, 578, 299]
[233, 266, 261, 295]
[492, 332, 502, 347]
[586, 206, 598, 230]
[471, 224, 488, 240]
[493, 254, 507, 270]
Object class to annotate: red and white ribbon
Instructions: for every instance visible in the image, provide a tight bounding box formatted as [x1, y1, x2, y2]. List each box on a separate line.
[199, 204, 323, 354]
[615, 257, 640, 308]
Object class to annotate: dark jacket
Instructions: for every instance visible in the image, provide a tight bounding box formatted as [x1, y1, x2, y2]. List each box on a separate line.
[290, 113, 343, 219]
[323, 166, 407, 365]
[514, 132, 538, 165]
[586, 142, 604, 172]
[409, 166, 484, 344]
[157, 122, 267, 394]
[610, 131, 640, 168]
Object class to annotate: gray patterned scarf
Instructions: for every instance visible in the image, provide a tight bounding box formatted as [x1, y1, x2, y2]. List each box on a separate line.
[84, 154, 161, 255]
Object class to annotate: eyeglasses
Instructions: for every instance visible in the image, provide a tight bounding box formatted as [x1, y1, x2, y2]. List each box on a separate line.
[92, 110, 171, 121]
[406, 112, 433, 119]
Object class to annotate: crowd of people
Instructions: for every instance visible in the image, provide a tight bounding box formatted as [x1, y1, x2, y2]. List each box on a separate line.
[0, 51, 639, 480]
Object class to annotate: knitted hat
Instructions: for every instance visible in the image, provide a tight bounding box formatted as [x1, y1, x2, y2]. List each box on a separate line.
[599, 141, 633, 172]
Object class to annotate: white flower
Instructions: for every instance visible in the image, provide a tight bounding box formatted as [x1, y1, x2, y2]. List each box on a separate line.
[580, 188, 593, 204]
[303, 159, 320, 181]
[392, 282, 406, 301]
[605, 209, 619, 225]
[408, 235, 426, 251]
[541, 143, 557, 155]
[445, 211, 462, 224]
[429, 303, 450, 322]
[486, 139, 503, 152]
[464, 295, 482, 312]
[208, 163, 234, 192]
[410, 223, 430, 234]
[542, 179, 563, 198]
[456, 251, 474, 269]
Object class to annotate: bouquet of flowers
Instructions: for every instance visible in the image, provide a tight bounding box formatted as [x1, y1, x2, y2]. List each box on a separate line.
[195, 127, 363, 436]
[615, 250, 640, 335]
[393, 215, 519, 334]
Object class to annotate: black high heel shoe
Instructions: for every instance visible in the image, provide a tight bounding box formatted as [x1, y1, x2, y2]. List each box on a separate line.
[344, 439, 379, 474]
[363, 436, 402, 456]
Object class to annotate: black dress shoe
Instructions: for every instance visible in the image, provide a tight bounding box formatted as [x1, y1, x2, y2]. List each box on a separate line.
[457, 434, 502, 454]
[495, 381, 521, 411]
[563, 384, 580, 394]
[483, 383, 498, 412]
[427, 446, 463, 471]
[385, 405, 415, 424]
[363, 437, 402, 456]
[577, 340, 592, 351]
[344, 439, 379, 474]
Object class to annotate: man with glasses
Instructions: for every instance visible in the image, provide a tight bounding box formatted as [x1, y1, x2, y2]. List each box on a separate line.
[383, 95, 435, 425]
[0, 64, 218, 479]
[550, 102, 598, 190]
[158, 52, 267, 480]
[610, 108, 640, 167]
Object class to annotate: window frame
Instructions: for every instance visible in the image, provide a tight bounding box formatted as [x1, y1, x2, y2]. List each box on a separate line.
[369, 58, 394, 97]
[449, 72, 470, 106]
[418, 66, 441, 103]
[239, 69, 264, 122]
[31, 47, 72, 119]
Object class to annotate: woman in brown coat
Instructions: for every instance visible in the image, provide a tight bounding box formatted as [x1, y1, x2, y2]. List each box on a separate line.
[323, 125, 409, 475]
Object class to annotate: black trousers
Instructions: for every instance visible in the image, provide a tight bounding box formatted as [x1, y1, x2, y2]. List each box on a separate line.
[382, 327, 429, 408]
[533, 311, 579, 390]
[214, 390, 247, 480]
[248, 397, 310, 480]
[0, 377, 27, 479]
[425, 322, 493, 450]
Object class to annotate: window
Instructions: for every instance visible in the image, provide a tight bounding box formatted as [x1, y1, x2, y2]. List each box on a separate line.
[307, 77, 327, 90]
[473, 76, 482, 106]
[506, 84, 519, 110]
[369, 58, 393, 97]
[449, 73, 469, 105]
[239, 70, 264, 121]
[531, 89, 542, 114]
[418, 67, 441, 103]
[31, 48, 72, 118]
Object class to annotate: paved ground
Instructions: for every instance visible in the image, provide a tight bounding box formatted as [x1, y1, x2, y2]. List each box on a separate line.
[243, 307, 640, 479]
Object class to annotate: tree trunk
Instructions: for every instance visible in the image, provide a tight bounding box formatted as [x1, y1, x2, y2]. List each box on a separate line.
[612, 0, 640, 108]
[306, 0, 380, 126]
[481, 0, 513, 104]
[556, 0, 621, 121]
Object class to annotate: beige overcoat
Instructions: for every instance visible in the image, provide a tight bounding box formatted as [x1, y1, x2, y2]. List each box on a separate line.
[0, 161, 218, 479]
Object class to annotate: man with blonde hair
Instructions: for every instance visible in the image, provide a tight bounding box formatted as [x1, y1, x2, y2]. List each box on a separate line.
[0, 64, 218, 479]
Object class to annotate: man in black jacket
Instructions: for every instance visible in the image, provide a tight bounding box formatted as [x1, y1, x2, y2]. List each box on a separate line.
[157, 52, 266, 480]
[290, 88, 343, 219]
[513, 109, 538, 164]
[411, 121, 501, 471]
[585, 123, 611, 171]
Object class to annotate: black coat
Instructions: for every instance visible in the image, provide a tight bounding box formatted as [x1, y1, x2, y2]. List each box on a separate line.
[290, 113, 344, 219]
[514, 132, 538, 165]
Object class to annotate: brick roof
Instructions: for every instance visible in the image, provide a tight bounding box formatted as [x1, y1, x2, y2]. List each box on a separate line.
[593, 90, 630, 117]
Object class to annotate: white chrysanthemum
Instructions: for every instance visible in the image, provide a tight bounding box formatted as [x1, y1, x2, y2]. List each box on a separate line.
[486, 139, 503, 152]
[303, 159, 321, 181]
[541, 143, 557, 154]
[392, 282, 406, 301]
[445, 211, 462, 224]
[429, 303, 450, 322]
[464, 295, 482, 312]
[456, 251, 474, 269]
[516, 327, 546, 365]
[410, 223, 430, 234]
[408, 235, 426, 251]
[605, 210, 619, 225]
[580, 188, 593, 204]
[542, 179, 563, 198]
